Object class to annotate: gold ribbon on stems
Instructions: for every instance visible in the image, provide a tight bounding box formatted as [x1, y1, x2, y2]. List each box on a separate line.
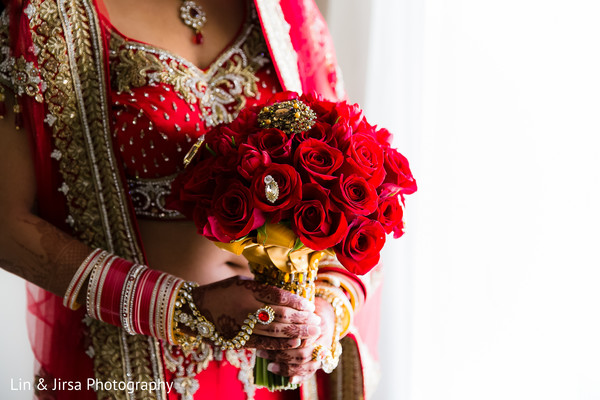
[214, 224, 328, 273]
[214, 224, 331, 299]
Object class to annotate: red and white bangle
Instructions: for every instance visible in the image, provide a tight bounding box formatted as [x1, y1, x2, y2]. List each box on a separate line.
[121, 264, 148, 335]
[75, 250, 184, 343]
[63, 248, 106, 310]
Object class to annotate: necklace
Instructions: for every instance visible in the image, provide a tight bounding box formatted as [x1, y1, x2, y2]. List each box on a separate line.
[179, 1, 207, 44]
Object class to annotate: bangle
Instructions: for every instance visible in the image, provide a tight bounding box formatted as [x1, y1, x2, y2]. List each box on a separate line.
[314, 283, 353, 374]
[85, 252, 111, 320]
[81, 251, 185, 342]
[99, 257, 134, 325]
[121, 264, 148, 335]
[317, 272, 365, 313]
[315, 282, 353, 337]
[63, 248, 106, 310]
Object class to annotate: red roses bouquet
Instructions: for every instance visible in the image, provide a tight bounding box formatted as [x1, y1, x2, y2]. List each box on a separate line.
[167, 91, 416, 389]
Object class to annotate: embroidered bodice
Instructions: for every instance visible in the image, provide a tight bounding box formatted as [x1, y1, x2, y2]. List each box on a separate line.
[103, 6, 282, 218]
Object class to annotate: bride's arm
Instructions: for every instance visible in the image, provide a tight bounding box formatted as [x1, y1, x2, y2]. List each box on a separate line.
[0, 99, 92, 298]
[0, 100, 322, 354]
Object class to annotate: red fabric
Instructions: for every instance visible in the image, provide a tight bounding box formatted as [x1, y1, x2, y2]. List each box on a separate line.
[162, 351, 300, 400]
[275, 0, 345, 100]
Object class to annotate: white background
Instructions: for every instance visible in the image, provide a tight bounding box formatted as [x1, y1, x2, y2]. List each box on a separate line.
[3, 0, 600, 399]
[323, 0, 600, 399]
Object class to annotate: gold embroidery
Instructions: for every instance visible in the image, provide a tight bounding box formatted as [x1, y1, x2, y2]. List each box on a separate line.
[163, 343, 257, 400]
[0, 10, 44, 102]
[12, 56, 44, 102]
[27, 1, 160, 399]
[88, 319, 129, 400]
[0, 10, 13, 89]
[328, 336, 366, 400]
[109, 9, 269, 127]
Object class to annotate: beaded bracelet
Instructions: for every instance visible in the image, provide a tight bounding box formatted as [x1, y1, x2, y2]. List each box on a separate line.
[172, 282, 275, 352]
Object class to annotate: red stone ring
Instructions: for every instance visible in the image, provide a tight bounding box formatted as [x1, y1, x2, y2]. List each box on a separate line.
[255, 306, 275, 325]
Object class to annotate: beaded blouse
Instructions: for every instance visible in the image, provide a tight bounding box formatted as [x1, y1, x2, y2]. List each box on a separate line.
[103, 5, 283, 219]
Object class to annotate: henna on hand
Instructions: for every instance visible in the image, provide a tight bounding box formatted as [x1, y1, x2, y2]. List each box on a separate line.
[267, 361, 320, 377]
[246, 335, 301, 350]
[253, 322, 320, 339]
[268, 306, 320, 325]
[251, 283, 314, 312]
[258, 346, 314, 364]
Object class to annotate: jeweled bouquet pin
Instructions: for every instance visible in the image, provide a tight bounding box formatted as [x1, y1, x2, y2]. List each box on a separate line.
[168, 91, 417, 390]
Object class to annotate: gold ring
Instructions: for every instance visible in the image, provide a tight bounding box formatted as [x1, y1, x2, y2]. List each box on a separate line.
[311, 344, 325, 362]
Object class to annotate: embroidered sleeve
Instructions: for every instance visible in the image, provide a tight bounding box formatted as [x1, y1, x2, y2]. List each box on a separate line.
[0, 7, 45, 103]
[0, 9, 14, 91]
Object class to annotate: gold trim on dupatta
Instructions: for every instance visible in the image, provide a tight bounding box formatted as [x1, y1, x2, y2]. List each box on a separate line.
[25, 0, 165, 398]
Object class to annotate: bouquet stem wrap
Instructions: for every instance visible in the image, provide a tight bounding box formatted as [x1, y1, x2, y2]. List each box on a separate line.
[216, 224, 326, 390]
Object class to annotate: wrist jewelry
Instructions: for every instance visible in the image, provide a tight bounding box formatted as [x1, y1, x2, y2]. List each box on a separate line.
[172, 282, 275, 352]
[74, 250, 185, 342]
[314, 284, 353, 374]
[315, 282, 353, 337]
[63, 248, 107, 310]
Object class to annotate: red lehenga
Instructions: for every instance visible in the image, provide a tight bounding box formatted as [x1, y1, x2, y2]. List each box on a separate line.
[0, 0, 380, 399]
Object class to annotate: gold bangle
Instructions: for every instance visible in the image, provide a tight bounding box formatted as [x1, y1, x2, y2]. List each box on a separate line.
[315, 283, 353, 337]
[315, 285, 348, 373]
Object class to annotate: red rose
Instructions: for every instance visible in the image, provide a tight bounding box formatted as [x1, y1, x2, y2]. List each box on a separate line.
[302, 94, 337, 124]
[294, 121, 337, 147]
[265, 91, 299, 105]
[375, 195, 405, 239]
[383, 148, 417, 195]
[228, 107, 260, 135]
[334, 216, 386, 275]
[334, 101, 365, 131]
[331, 174, 379, 217]
[237, 144, 271, 181]
[342, 133, 386, 187]
[292, 184, 348, 250]
[249, 128, 292, 162]
[330, 121, 352, 144]
[294, 138, 344, 184]
[375, 127, 393, 147]
[204, 180, 265, 242]
[167, 160, 215, 220]
[252, 163, 302, 223]
[204, 126, 240, 157]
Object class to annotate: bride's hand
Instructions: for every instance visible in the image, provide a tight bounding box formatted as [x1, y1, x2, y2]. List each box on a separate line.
[254, 296, 337, 384]
[190, 276, 321, 350]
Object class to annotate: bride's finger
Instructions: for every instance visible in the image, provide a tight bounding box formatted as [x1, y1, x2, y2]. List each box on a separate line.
[269, 305, 321, 325]
[245, 335, 301, 350]
[256, 346, 314, 364]
[253, 322, 321, 339]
